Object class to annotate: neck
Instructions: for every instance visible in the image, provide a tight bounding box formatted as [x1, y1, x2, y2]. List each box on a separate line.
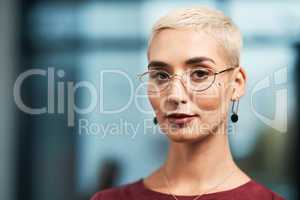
[162, 131, 238, 191]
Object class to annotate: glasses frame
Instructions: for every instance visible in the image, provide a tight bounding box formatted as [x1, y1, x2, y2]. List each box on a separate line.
[137, 66, 236, 93]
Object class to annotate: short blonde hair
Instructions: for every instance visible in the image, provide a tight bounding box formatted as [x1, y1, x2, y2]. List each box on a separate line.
[148, 6, 242, 67]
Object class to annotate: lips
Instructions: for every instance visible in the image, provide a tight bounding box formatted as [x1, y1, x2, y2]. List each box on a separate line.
[166, 113, 198, 125]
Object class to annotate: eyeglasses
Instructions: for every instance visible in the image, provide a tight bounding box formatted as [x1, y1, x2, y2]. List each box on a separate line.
[137, 66, 236, 93]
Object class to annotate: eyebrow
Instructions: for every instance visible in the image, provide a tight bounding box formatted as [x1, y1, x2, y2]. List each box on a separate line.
[147, 61, 170, 69]
[185, 56, 216, 65]
[147, 56, 216, 69]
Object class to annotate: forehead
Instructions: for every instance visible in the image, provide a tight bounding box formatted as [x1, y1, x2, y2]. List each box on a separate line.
[148, 28, 226, 70]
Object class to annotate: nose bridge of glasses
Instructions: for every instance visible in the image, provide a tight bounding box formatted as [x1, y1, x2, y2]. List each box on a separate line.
[171, 72, 188, 81]
[166, 74, 188, 94]
[170, 73, 187, 86]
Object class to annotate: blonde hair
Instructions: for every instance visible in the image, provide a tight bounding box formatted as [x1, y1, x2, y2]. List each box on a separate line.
[148, 6, 242, 67]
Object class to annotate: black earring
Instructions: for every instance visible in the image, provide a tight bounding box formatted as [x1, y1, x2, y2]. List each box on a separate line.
[153, 117, 158, 125]
[231, 99, 239, 123]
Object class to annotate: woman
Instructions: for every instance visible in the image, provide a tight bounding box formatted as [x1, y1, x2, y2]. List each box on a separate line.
[91, 6, 285, 200]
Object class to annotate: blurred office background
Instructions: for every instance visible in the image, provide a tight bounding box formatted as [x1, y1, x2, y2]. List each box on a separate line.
[0, 0, 299, 200]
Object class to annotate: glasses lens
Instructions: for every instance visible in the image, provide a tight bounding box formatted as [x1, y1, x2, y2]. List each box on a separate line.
[188, 68, 215, 91]
[139, 70, 170, 93]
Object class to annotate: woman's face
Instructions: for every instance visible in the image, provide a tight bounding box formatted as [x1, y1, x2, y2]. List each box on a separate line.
[147, 28, 246, 143]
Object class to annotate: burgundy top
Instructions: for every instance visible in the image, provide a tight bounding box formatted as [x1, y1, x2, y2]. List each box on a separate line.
[90, 178, 285, 200]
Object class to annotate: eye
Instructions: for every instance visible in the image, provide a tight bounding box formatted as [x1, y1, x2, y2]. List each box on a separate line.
[190, 68, 210, 81]
[149, 70, 170, 82]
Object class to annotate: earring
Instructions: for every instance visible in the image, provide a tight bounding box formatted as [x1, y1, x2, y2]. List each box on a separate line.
[231, 99, 239, 123]
[153, 117, 158, 125]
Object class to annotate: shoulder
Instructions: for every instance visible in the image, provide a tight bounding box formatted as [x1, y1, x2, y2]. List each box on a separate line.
[235, 180, 286, 200]
[90, 179, 141, 200]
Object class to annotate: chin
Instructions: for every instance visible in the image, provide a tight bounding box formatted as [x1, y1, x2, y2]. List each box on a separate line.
[163, 127, 211, 143]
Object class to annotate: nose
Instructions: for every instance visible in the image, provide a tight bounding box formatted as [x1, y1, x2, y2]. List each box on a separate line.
[164, 78, 188, 108]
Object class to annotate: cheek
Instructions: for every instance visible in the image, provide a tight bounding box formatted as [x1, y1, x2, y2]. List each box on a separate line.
[193, 85, 223, 111]
[148, 91, 161, 113]
[195, 96, 220, 110]
[148, 95, 167, 124]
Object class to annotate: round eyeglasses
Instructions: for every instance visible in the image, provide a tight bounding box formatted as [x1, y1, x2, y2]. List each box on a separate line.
[137, 67, 236, 93]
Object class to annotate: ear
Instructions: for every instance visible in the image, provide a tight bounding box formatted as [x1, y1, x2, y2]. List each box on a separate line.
[231, 66, 247, 101]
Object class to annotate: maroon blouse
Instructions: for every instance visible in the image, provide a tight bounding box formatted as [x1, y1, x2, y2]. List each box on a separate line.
[90, 178, 285, 200]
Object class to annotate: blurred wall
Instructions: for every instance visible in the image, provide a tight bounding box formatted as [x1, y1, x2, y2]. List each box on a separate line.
[0, 0, 17, 199]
